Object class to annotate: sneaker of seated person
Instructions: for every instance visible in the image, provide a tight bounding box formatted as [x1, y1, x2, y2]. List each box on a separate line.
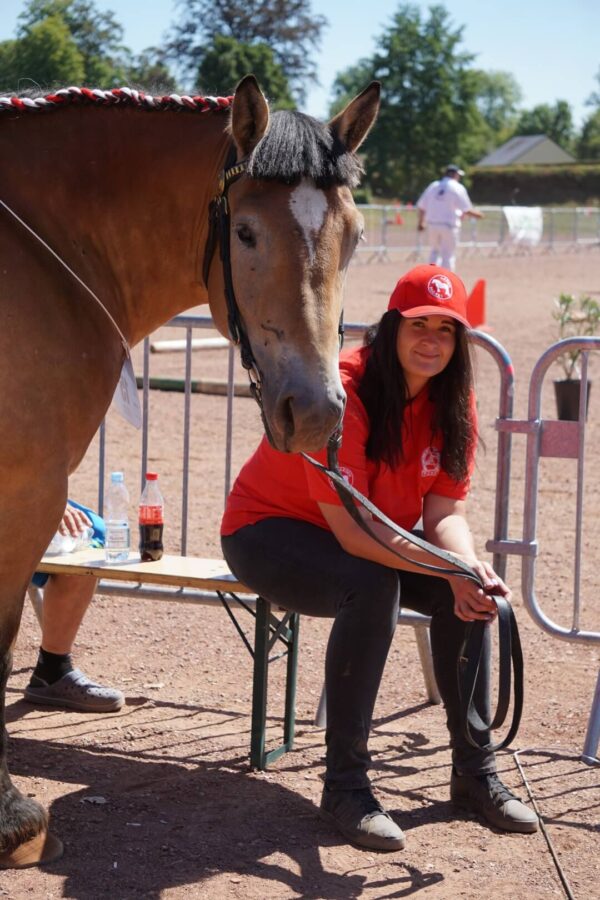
[320, 785, 406, 851]
[451, 769, 539, 833]
[25, 668, 124, 713]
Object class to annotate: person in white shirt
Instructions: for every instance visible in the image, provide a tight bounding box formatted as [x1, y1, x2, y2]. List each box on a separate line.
[417, 165, 483, 271]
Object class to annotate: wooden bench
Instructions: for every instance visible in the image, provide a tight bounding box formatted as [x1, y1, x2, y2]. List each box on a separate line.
[35, 548, 440, 766]
[36, 549, 300, 770]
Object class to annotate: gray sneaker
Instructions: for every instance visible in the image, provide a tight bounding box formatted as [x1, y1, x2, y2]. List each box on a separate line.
[320, 786, 406, 851]
[451, 770, 539, 833]
[24, 669, 124, 713]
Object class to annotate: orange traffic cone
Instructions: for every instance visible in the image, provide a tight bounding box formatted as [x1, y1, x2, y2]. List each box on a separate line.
[467, 279, 489, 330]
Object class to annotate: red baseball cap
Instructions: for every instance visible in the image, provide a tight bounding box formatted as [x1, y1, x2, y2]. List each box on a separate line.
[388, 264, 470, 328]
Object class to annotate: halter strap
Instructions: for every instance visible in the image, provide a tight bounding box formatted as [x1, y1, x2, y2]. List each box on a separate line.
[202, 146, 279, 443]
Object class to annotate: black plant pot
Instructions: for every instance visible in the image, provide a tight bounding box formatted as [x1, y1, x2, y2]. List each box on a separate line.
[553, 379, 592, 421]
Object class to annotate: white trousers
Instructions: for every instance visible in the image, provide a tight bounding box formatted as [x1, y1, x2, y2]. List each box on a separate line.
[427, 224, 459, 271]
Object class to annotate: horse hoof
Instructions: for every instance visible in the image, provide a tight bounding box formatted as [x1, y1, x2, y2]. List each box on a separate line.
[0, 830, 63, 869]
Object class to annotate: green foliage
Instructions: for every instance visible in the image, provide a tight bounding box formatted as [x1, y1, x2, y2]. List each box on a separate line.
[470, 164, 600, 205]
[578, 109, 600, 161]
[0, 0, 178, 92]
[197, 35, 294, 108]
[0, 14, 84, 90]
[514, 100, 574, 152]
[586, 66, 600, 108]
[165, 0, 326, 104]
[471, 69, 522, 134]
[552, 293, 600, 379]
[124, 50, 177, 93]
[329, 4, 492, 199]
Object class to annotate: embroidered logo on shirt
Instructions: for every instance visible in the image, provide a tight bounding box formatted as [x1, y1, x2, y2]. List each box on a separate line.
[427, 274, 453, 301]
[328, 465, 354, 492]
[421, 446, 441, 478]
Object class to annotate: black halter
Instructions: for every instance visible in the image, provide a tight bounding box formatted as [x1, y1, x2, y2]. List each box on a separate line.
[202, 145, 277, 443]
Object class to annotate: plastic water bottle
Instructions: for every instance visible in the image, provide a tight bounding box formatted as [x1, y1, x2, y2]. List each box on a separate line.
[104, 471, 130, 562]
[139, 472, 164, 562]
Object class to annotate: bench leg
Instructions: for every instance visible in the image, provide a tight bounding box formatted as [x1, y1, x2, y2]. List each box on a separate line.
[283, 613, 300, 747]
[27, 586, 44, 627]
[315, 684, 327, 729]
[250, 596, 270, 769]
[250, 599, 300, 770]
[414, 625, 442, 705]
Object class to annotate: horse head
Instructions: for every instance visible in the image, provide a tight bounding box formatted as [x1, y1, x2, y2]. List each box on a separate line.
[206, 75, 380, 453]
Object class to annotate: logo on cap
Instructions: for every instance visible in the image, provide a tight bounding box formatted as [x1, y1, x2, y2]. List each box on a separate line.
[427, 274, 453, 301]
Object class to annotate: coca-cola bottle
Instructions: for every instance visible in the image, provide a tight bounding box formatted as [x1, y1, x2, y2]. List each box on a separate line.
[138, 472, 164, 561]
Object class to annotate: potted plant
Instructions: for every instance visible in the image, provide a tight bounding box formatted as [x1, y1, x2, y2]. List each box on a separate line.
[552, 292, 600, 420]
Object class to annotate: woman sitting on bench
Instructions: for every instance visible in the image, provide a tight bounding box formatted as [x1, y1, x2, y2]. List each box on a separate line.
[221, 264, 538, 851]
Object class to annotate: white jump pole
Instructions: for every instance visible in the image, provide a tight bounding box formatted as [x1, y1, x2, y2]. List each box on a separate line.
[151, 337, 230, 353]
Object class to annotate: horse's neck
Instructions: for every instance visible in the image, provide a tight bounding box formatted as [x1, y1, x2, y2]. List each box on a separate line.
[2, 105, 231, 345]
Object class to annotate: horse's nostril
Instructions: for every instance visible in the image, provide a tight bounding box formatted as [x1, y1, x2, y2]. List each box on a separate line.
[282, 396, 296, 438]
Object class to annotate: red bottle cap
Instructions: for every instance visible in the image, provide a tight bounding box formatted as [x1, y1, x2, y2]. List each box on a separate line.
[145, 472, 158, 480]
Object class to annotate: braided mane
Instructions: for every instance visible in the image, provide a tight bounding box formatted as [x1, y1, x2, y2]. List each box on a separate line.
[0, 86, 233, 114]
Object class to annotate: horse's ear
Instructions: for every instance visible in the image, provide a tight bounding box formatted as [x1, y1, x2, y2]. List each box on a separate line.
[328, 82, 380, 153]
[231, 75, 270, 157]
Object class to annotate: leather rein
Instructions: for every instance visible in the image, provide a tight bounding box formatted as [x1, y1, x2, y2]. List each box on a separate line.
[202, 148, 523, 752]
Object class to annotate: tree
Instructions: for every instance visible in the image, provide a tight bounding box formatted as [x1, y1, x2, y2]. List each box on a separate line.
[15, 0, 130, 85]
[578, 69, 600, 160]
[330, 4, 482, 198]
[514, 100, 575, 151]
[0, 15, 84, 90]
[585, 66, 600, 108]
[472, 70, 522, 135]
[197, 35, 294, 107]
[166, 0, 327, 103]
[0, 0, 178, 92]
[578, 109, 600, 160]
[124, 49, 178, 93]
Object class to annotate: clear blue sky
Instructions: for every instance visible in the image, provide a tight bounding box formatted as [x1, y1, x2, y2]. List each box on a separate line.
[1, 0, 598, 126]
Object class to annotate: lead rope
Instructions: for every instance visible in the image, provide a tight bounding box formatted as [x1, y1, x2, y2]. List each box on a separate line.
[0, 198, 130, 357]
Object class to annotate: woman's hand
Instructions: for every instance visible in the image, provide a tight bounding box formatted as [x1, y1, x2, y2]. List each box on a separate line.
[448, 556, 511, 623]
[58, 503, 92, 537]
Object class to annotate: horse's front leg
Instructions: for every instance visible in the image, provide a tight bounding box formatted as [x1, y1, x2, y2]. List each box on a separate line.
[0, 492, 67, 868]
[0, 599, 63, 867]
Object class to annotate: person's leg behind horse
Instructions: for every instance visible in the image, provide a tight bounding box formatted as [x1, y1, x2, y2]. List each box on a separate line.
[222, 516, 405, 850]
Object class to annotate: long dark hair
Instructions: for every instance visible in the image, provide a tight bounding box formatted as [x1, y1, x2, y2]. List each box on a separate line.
[356, 310, 476, 481]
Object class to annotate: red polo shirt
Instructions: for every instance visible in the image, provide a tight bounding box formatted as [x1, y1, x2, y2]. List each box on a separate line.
[221, 345, 475, 536]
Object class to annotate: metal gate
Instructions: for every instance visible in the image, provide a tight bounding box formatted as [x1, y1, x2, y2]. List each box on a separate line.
[485, 336, 600, 764]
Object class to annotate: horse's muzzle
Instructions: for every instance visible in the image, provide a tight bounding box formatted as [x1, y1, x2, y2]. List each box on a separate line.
[267, 382, 346, 454]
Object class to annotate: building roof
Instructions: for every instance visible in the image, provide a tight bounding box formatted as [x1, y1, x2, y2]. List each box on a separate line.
[476, 134, 575, 167]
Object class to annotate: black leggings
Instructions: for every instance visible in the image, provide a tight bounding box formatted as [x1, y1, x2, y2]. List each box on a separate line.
[222, 517, 496, 790]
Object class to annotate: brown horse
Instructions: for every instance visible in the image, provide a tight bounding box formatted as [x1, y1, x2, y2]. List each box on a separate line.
[0, 76, 380, 866]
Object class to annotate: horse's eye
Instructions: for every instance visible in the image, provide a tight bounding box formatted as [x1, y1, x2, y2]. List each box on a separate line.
[235, 224, 256, 248]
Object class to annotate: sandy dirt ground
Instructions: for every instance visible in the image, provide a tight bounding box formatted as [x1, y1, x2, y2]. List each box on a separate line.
[4, 248, 600, 899]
